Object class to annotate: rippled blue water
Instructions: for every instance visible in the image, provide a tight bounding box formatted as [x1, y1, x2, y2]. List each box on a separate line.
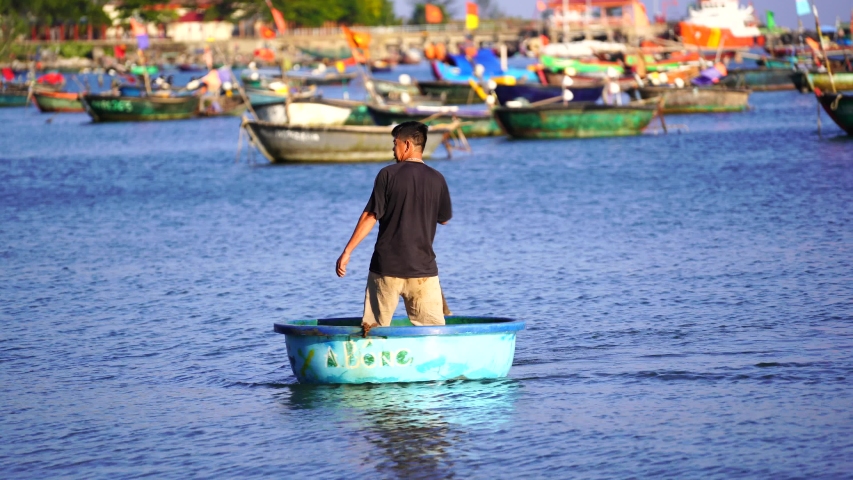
[2, 67, 853, 478]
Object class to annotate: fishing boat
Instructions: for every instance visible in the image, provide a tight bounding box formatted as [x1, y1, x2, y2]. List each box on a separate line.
[197, 95, 247, 117]
[494, 84, 603, 105]
[298, 46, 353, 61]
[719, 68, 796, 91]
[81, 93, 200, 122]
[678, 0, 763, 48]
[816, 89, 853, 135]
[418, 81, 483, 105]
[273, 316, 524, 384]
[371, 77, 421, 97]
[541, 55, 624, 77]
[243, 122, 447, 163]
[367, 104, 501, 138]
[32, 90, 84, 112]
[493, 103, 657, 139]
[637, 86, 750, 113]
[0, 84, 29, 107]
[253, 98, 373, 126]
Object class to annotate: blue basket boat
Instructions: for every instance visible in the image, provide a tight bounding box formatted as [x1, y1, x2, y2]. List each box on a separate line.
[274, 316, 525, 384]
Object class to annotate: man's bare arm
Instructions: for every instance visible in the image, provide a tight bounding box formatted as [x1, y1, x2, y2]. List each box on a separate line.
[336, 212, 377, 277]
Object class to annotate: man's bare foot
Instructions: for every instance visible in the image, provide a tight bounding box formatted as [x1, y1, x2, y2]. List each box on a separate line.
[362, 323, 375, 338]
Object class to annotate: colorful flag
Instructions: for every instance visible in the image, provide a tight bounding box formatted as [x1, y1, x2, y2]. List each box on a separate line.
[265, 0, 287, 33]
[425, 4, 443, 24]
[466, 2, 479, 30]
[536, 1, 547, 12]
[766, 11, 776, 29]
[129, 18, 149, 50]
[795, 0, 810, 17]
[259, 25, 276, 39]
[342, 26, 371, 63]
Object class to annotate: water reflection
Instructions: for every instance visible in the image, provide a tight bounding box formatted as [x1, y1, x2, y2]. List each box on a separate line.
[276, 379, 521, 478]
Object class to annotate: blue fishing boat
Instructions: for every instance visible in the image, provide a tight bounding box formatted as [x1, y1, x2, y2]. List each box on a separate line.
[432, 50, 538, 83]
[274, 316, 524, 384]
[494, 83, 603, 105]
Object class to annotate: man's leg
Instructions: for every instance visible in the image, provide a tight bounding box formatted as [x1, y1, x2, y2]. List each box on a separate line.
[401, 276, 446, 326]
[362, 272, 404, 327]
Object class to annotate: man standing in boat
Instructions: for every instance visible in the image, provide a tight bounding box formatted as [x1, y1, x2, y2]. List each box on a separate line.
[336, 121, 452, 331]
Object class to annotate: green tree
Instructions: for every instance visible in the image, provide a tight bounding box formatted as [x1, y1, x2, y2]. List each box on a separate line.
[0, 0, 111, 57]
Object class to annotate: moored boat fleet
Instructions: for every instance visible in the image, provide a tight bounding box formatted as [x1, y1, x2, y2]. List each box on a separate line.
[3, 3, 851, 168]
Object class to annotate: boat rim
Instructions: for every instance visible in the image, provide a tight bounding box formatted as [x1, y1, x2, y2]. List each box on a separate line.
[493, 102, 657, 113]
[246, 120, 452, 134]
[82, 93, 200, 104]
[274, 315, 525, 337]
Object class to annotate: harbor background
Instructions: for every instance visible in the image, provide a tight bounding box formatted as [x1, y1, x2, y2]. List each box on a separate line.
[2, 61, 853, 476]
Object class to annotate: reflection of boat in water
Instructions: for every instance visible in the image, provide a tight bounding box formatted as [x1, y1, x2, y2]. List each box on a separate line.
[678, 0, 763, 48]
[273, 316, 524, 383]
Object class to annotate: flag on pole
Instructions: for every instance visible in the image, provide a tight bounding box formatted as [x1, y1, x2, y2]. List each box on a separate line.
[766, 11, 776, 29]
[129, 18, 149, 50]
[536, 1, 547, 12]
[265, 0, 287, 34]
[795, 0, 810, 17]
[425, 4, 443, 24]
[466, 2, 479, 30]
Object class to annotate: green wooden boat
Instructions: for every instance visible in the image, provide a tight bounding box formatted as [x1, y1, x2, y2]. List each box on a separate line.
[367, 104, 500, 137]
[417, 81, 484, 105]
[808, 72, 853, 92]
[493, 103, 656, 139]
[298, 46, 353, 61]
[32, 90, 84, 112]
[817, 91, 853, 135]
[637, 86, 750, 114]
[541, 56, 625, 76]
[720, 68, 796, 91]
[81, 94, 200, 122]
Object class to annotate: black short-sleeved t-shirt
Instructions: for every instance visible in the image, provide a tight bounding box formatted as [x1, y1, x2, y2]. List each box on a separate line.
[364, 161, 452, 278]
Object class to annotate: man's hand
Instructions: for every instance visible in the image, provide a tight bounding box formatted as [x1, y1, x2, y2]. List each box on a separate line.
[336, 212, 377, 279]
[336, 251, 350, 277]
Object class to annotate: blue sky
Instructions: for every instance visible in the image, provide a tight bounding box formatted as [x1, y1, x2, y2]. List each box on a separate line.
[391, 1, 852, 29]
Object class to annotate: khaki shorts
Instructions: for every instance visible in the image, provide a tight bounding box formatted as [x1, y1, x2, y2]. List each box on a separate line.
[362, 272, 448, 327]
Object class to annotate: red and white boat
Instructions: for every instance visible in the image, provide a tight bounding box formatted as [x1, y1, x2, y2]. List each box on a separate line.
[678, 0, 764, 48]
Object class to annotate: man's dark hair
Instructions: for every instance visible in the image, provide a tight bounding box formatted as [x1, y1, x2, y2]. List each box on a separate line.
[391, 121, 428, 150]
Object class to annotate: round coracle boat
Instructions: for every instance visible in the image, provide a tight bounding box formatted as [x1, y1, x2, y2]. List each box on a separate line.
[274, 316, 525, 384]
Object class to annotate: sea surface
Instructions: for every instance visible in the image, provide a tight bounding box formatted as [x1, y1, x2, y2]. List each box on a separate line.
[2, 64, 853, 478]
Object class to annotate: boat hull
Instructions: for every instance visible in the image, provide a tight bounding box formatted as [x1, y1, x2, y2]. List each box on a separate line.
[33, 91, 84, 112]
[678, 22, 762, 48]
[637, 87, 750, 114]
[274, 316, 524, 384]
[81, 94, 200, 122]
[720, 68, 795, 91]
[817, 92, 853, 135]
[244, 122, 444, 163]
[493, 103, 656, 139]
[367, 105, 500, 137]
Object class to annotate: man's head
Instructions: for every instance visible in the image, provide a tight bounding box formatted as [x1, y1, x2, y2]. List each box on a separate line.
[391, 121, 428, 162]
